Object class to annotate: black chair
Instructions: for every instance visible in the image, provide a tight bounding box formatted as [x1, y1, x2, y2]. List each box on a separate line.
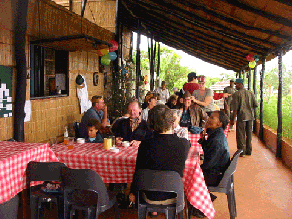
[135, 169, 184, 219]
[26, 161, 66, 219]
[0, 194, 19, 219]
[207, 149, 243, 219]
[73, 122, 81, 138]
[61, 167, 119, 219]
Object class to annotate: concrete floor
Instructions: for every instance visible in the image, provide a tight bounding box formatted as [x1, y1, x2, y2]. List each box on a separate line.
[27, 131, 292, 218]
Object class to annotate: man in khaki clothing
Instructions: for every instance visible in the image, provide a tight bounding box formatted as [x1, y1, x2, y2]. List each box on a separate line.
[223, 79, 236, 130]
[230, 78, 258, 156]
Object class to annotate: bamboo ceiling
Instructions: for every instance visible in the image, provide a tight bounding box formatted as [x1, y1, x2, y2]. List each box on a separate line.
[120, 0, 292, 72]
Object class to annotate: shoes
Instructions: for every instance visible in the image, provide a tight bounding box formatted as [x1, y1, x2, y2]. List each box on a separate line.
[149, 212, 159, 218]
[239, 153, 245, 157]
[192, 208, 206, 218]
[210, 193, 217, 202]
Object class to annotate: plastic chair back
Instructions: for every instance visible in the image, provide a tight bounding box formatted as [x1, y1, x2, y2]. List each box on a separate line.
[73, 122, 80, 138]
[26, 162, 66, 190]
[61, 167, 110, 209]
[0, 195, 19, 219]
[135, 169, 184, 217]
[216, 149, 242, 190]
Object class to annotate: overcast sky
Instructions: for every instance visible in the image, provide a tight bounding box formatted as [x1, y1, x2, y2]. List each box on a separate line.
[133, 33, 292, 78]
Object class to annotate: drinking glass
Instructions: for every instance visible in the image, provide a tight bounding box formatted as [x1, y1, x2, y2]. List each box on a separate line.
[110, 136, 115, 147]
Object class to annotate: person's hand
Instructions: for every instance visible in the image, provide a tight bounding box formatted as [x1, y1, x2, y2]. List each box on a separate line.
[129, 193, 136, 203]
[116, 137, 123, 145]
[200, 129, 207, 139]
[102, 105, 107, 112]
[130, 140, 141, 147]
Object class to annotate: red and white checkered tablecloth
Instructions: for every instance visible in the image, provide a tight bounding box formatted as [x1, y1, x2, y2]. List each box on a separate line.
[0, 141, 59, 204]
[184, 146, 215, 219]
[51, 143, 138, 184]
[52, 142, 216, 218]
[189, 124, 230, 155]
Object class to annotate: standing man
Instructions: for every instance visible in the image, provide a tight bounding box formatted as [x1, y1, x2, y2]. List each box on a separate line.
[183, 72, 199, 94]
[80, 96, 110, 138]
[231, 78, 258, 156]
[155, 81, 170, 104]
[223, 79, 236, 130]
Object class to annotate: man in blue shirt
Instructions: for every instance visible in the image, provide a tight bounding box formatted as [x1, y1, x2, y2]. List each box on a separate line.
[80, 96, 110, 138]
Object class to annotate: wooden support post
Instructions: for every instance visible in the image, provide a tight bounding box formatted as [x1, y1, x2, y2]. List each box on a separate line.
[248, 67, 252, 90]
[157, 43, 161, 79]
[113, 0, 120, 80]
[13, 0, 29, 142]
[276, 49, 283, 158]
[253, 65, 257, 133]
[135, 20, 141, 99]
[259, 57, 265, 140]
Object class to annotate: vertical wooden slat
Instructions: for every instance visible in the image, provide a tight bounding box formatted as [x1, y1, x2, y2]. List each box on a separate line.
[253, 65, 257, 133]
[276, 49, 283, 158]
[248, 67, 251, 90]
[136, 20, 141, 99]
[259, 56, 265, 141]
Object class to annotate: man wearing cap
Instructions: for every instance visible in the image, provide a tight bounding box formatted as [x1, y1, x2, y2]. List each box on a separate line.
[223, 79, 236, 130]
[183, 72, 199, 95]
[80, 96, 110, 138]
[231, 78, 258, 156]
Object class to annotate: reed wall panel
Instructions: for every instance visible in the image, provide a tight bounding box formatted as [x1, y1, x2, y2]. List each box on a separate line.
[0, 0, 109, 142]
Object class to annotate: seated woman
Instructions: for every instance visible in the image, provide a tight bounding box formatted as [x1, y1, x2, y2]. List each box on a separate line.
[141, 96, 157, 121]
[165, 94, 178, 109]
[172, 109, 188, 140]
[86, 118, 103, 143]
[129, 105, 190, 211]
[192, 111, 230, 218]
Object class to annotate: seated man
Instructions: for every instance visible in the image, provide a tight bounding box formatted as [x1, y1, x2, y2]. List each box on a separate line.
[129, 105, 190, 215]
[111, 100, 153, 147]
[80, 96, 110, 138]
[193, 111, 230, 218]
[180, 91, 208, 129]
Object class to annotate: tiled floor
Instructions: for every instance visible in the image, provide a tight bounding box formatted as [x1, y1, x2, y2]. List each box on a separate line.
[23, 131, 292, 218]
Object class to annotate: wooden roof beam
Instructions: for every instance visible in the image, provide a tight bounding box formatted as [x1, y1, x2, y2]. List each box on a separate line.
[129, 0, 276, 49]
[223, 0, 292, 27]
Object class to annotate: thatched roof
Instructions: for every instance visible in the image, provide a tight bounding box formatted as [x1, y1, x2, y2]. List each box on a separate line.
[120, 0, 292, 72]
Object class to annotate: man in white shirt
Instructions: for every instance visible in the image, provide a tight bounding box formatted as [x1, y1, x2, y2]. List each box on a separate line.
[154, 81, 170, 104]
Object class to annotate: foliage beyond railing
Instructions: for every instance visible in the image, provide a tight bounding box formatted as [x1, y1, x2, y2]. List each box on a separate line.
[257, 95, 292, 141]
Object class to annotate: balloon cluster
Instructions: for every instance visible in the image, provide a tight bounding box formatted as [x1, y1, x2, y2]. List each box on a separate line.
[246, 54, 260, 69]
[98, 40, 118, 66]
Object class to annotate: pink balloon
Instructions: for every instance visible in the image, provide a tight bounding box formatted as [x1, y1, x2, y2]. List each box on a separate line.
[109, 40, 118, 52]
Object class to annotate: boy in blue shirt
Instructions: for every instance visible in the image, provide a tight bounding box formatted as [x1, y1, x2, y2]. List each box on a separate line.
[86, 118, 104, 143]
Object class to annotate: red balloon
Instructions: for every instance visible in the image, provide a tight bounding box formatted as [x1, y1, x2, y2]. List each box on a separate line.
[109, 40, 118, 52]
[246, 54, 254, 62]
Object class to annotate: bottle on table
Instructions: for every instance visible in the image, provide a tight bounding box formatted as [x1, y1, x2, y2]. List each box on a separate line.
[64, 126, 69, 145]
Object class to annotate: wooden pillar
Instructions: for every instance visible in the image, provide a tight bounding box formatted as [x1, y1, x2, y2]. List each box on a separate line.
[253, 65, 257, 133]
[239, 69, 242, 78]
[13, 0, 29, 142]
[157, 43, 160, 79]
[259, 57, 265, 140]
[248, 67, 252, 90]
[135, 20, 141, 99]
[276, 49, 283, 158]
[113, 0, 120, 80]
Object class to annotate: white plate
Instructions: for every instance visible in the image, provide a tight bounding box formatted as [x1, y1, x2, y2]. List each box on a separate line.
[110, 148, 119, 153]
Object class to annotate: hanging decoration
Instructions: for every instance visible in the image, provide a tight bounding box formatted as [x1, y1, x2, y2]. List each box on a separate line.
[109, 40, 119, 52]
[254, 55, 260, 62]
[246, 54, 254, 62]
[101, 53, 111, 65]
[108, 52, 117, 61]
[98, 48, 109, 56]
[249, 61, 256, 68]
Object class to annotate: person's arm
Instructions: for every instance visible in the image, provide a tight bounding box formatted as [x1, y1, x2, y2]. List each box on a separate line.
[230, 93, 238, 125]
[100, 106, 110, 128]
[193, 89, 213, 107]
[200, 137, 223, 170]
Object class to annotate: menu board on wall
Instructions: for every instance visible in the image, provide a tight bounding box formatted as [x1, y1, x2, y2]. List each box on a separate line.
[0, 65, 13, 118]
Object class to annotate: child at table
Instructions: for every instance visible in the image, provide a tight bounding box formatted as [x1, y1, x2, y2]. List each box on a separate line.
[86, 118, 103, 143]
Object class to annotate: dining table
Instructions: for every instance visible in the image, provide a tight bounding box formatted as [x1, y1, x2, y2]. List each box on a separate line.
[0, 141, 59, 204]
[51, 141, 216, 219]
